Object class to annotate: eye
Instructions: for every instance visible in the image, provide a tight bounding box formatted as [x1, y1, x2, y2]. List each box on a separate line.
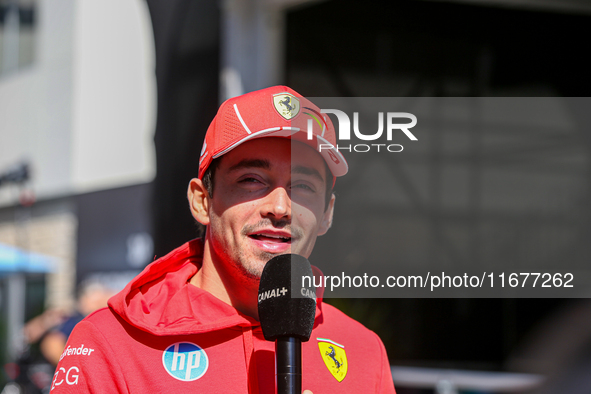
[292, 182, 316, 192]
[236, 175, 267, 188]
[239, 177, 261, 184]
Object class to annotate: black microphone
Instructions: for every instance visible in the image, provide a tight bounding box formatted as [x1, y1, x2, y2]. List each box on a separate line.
[258, 254, 316, 394]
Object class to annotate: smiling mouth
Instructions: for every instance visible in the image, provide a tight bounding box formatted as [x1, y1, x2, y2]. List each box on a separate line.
[249, 234, 292, 243]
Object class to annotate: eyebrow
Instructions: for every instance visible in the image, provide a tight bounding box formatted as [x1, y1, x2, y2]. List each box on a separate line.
[292, 165, 325, 183]
[227, 159, 271, 173]
[227, 159, 325, 183]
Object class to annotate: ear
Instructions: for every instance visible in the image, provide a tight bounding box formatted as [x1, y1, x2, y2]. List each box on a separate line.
[187, 178, 211, 226]
[317, 193, 335, 236]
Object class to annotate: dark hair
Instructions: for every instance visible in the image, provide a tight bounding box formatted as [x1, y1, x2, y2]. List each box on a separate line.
[202, 157, 334, 210]
[201, 158, 219, 201]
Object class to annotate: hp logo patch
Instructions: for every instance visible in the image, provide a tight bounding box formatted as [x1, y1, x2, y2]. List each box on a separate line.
[162, 342, 209, 381]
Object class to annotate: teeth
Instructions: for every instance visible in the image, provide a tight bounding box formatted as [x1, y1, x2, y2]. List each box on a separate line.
[267, 234, 286, 239]
[252, 234, 290, 241]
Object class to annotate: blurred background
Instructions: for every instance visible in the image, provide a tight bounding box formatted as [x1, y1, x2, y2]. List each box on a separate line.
[1, 0, 590, 393]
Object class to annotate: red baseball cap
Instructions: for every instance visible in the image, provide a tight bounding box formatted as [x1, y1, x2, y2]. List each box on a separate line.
[198, 86, 348, 182]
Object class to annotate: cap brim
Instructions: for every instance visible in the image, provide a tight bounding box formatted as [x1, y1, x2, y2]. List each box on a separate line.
[212, 127, 348, 178]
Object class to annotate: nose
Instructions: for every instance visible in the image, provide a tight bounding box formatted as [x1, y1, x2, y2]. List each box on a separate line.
[260, 187, 291, 221]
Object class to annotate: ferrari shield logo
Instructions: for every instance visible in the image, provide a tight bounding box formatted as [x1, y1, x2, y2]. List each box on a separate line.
[317, 338, 348, 382]
[273, 93, 300, 120]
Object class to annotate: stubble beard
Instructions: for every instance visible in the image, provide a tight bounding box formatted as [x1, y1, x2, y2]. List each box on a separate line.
[235, 218, 302, 281]
[235, 249, 275, 281]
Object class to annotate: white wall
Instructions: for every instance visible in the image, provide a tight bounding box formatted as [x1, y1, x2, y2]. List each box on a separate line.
[0, 0, 156, 207]
[71, 0, 156, 192]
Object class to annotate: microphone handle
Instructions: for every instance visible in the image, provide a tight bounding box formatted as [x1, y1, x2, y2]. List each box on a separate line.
[276, 336, 302, 394]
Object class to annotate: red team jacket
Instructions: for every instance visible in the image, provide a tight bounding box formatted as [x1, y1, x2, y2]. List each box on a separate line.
[51, 239, 396, 393]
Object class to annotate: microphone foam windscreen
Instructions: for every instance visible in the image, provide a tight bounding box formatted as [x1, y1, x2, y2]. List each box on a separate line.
[258, 254, 317, 341]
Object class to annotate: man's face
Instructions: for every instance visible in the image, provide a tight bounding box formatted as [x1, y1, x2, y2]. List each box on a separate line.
[202, 137, 334, 282]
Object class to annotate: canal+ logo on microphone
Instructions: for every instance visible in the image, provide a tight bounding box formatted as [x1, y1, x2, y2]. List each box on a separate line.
[162, 342, 209, 381]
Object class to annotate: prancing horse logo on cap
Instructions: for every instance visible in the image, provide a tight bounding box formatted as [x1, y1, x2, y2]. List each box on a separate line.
[273, 93, 300, 120]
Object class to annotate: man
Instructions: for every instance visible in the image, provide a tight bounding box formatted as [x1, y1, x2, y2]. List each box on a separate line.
[51, 86, 396, 393]
[40, 281, 116, 366]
